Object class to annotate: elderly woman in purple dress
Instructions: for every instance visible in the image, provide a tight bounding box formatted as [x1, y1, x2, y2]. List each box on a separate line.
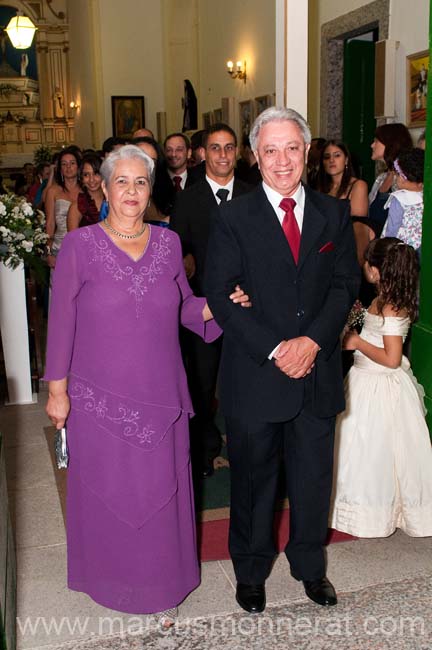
[44, 145, 247, 625]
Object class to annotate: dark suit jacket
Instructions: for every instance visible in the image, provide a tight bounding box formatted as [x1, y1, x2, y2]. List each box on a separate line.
[186, 161, 206, 186]
[170, 177, 252, 295]
[205, 183, 360, 421]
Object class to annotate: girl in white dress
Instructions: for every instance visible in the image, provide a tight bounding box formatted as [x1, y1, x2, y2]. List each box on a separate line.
[330, 238, 432, 538]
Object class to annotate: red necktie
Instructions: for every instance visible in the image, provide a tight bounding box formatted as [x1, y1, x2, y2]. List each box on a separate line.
[173, 176, 183, 191]
[279, 197, 300, 264]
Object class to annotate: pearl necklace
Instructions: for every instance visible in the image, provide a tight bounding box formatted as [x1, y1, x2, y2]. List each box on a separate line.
[104, 220, 147, 240]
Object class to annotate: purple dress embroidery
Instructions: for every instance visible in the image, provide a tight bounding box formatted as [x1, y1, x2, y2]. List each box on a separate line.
[44, 224, 221, 614]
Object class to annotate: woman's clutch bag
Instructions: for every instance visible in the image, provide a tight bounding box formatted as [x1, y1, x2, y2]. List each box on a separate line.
[54, 427, 69, 469]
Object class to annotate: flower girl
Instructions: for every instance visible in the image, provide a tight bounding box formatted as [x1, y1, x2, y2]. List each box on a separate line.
[330, 237, 432, 537]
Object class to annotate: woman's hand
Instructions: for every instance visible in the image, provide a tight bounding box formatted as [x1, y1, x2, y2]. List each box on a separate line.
[46, 379, 70, 429]
[183, 253, 196, 279]
[342, 331, 359, 351]
[229, 285, 252, 308]
[203, 285, 252, 321]
[46, 254, 56, 269]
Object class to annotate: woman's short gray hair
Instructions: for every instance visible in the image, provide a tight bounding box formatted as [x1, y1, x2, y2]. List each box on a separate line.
[100, 144, 155, 189]
[249, 107, 312, 152]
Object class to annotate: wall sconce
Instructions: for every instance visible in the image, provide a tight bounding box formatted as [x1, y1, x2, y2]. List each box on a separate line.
[69, 100, 80, 111]
[226, 60, 247, 84]
[5, 11, 37, 49]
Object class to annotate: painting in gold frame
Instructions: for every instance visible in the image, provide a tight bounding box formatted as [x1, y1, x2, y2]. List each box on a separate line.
[111, 96, 145, 138]
[238, 100, 254, 137]
[406, 50, 429, 127]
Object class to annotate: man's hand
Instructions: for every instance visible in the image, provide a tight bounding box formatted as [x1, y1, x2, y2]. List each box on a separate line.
[274, 336, 320, 379]
[183, 253, 196, 279]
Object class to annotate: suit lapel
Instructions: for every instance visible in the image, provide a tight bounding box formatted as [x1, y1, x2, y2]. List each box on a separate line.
[248, 186, 298, 267]
[200, 179, 218, 206]
[297, 186, 327, 272]
[232, 179, 245, 199]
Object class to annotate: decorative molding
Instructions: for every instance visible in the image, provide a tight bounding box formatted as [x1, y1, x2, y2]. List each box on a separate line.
[46, 0, 65, 20]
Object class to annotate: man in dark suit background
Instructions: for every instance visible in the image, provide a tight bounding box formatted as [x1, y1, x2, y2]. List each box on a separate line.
[164, 132, 192, 190]
[205, 108, 360, 613]
[171, 123, 251, 477]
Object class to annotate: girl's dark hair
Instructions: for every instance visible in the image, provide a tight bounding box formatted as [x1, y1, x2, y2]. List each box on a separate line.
[54, 147, 82, 189]
[396, 148, 424, 183]
[364, 237, 419, 322]
[78, 153, 103, 197]
[317, 140, 355, 198]
[374, 123, 413, 170]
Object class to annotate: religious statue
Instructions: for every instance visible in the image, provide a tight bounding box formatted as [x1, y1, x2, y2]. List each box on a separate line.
[20, 53, 29, 77]
[53, 86, 64, 119]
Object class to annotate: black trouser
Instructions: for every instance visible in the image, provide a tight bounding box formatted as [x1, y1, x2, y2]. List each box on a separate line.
[183, 330, 223, 466]
[225, 409, 335, 584]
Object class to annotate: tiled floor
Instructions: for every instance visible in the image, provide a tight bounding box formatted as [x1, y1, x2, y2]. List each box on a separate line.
[2, 385, 432, 649]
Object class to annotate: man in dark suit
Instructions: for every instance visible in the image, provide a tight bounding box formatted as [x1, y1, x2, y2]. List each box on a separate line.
[171, 123, 251, 477]
[205, 108, 360, 613]
[164, 132, 192, 190]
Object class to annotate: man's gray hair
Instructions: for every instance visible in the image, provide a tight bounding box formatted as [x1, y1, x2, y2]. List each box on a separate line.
[249, 107, 312, 152]
[100, 144, 155, 189]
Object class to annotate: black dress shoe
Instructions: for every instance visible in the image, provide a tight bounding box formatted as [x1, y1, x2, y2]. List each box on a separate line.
[236, 583, 266, 613]
[303, 577, 337, 606]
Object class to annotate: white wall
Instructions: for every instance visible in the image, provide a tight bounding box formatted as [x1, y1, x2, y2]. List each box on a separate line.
[97, 0, 165, 141]
[198, 0, 275, 111]
[68, 0, 276, 145]
[68, 0, 102, 148]
[68, 0, 166, 147]
[316, 0, 373, 23]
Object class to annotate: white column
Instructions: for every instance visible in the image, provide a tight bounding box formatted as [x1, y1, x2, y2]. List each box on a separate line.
[0, 263, 35, 405]
[275, 0, 308, 118]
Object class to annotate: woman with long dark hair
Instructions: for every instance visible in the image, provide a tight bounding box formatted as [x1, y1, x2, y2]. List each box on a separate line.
[45, 147, 82, 269]
[317, 140, 370, 266]
[67, 154, 105, 230]
[317, 140, 368, 215]
[368, 123, 413, 234]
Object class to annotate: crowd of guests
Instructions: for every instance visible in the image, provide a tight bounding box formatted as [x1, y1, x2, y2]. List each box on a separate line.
[38, 111, 430, 625]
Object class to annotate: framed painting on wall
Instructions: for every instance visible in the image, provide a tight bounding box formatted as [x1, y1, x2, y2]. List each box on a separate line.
[239, 100, 254, 136]
[254, 94, 272, 117]
[202, 111, 213, 129]
[111, 96, 145, 138]
[406, 50, 429, 127]
[213, 108, 222, 122]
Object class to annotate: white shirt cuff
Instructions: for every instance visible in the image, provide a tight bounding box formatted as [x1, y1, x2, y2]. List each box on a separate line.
[268, 342, 283, 360]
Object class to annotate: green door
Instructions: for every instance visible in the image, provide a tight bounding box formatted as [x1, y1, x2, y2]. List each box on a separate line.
[343, 39, 376, 189]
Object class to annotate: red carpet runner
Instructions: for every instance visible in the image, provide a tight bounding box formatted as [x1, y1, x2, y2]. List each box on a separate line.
[197, 509, 356, 562]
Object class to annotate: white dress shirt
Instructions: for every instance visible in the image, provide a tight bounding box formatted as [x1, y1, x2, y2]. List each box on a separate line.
[262, 181, 305, 232]
[168, 169, 188, 189]
[206, 175, 235, 203]
[263, 182, 305, 360]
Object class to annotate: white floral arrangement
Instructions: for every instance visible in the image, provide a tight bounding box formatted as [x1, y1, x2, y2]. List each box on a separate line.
[0, 194, 48, 274]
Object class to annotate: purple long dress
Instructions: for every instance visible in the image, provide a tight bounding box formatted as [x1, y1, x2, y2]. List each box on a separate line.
[44, 224, 221, 614]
